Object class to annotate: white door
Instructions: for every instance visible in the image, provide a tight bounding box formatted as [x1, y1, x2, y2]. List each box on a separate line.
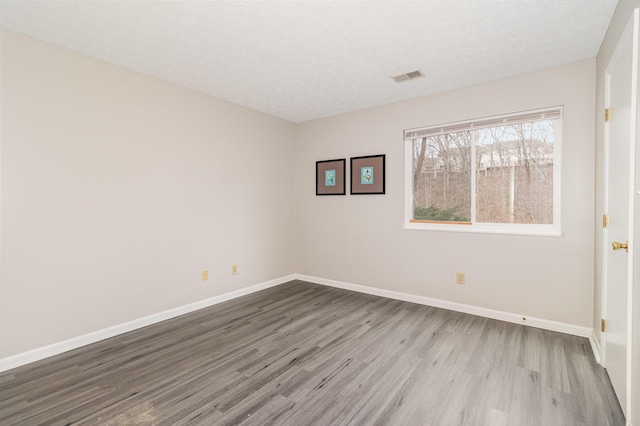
[603, 10, 639, 417]
[630, 9, 640, 424]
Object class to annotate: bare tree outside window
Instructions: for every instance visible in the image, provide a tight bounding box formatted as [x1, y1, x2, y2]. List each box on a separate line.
[408, 108, 559, 229]
[413, 131, 472, 222]
[475, 121, 554, 224]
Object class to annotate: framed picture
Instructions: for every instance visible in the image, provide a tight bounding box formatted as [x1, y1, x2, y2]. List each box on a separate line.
[350, 154, 385, 195]
[316, 158, 346, 195]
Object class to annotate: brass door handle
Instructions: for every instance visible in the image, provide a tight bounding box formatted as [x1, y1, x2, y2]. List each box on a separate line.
[612, 241, 629, 252]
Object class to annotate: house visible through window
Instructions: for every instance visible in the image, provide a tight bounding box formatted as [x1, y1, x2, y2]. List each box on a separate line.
[404, 107, 562, 235]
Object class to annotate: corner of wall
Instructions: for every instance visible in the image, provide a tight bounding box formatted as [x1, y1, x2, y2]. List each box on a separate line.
[589, 328, 603, 365]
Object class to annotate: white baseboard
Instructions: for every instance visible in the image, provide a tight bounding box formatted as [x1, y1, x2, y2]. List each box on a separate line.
[0, 274, 296, 373]
[0, 273, 596, 373]
[589, 329, 603, 365]
[295, 274, 593, 338]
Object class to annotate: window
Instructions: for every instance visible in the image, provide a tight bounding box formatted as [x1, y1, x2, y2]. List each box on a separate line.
[404, 107, 562, 235]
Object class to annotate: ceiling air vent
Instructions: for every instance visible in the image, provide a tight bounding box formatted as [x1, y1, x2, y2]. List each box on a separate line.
[392, 69, 424, 83]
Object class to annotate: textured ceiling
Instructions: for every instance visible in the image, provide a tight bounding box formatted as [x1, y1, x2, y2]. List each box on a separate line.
[0, 0, 618, 123]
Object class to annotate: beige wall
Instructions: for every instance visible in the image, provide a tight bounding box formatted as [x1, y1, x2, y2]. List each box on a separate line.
[295, 60, 596, 327]
[0, 31, 296, 358]
[0, 27, 603, 361]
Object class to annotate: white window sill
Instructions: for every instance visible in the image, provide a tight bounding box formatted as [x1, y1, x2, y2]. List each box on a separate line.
[404, 222, 562, 237]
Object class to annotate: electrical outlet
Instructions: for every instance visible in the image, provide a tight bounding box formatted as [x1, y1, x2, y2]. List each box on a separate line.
[231, 264, 238, 275]
[202, 270, 208, 281]
[456, 272, 465, 285]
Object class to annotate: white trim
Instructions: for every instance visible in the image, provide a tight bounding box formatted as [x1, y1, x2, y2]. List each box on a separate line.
[590, 329, 603, 365]
[403, 221, 562, 236]
[0, 274, 295, 373]
[627, 9, 639, 419]
[601, 60, 611, 367]
[404, 107, 563, 139]
[470, 131, 477, 223]
[404, 137, 414, 228]
[295, 274, 592, 338]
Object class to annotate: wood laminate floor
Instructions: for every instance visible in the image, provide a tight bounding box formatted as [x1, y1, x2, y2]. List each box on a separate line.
[0, 280, 625, 425]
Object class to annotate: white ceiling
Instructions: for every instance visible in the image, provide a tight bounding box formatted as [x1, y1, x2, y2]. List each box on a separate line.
[0, 0, 618, 123]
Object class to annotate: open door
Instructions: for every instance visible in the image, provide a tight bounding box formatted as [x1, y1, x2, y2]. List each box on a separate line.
[603, 9, 639, 418]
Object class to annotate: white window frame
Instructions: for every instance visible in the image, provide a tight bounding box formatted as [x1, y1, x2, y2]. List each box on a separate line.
[404, 106, 563, 236]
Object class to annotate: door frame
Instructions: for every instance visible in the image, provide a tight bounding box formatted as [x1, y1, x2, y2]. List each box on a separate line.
[630, 8, 640, 423]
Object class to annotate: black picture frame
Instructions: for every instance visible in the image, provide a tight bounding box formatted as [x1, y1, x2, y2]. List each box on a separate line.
[316, 158, 346, 196]
[350, 154, 385, 195]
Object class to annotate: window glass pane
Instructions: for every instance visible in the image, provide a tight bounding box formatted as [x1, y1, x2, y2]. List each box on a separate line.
[475, 120, 554, 224]
[412, 132, 472, 222]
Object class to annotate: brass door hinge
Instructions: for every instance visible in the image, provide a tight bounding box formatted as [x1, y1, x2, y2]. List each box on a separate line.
[601, 319, 606, 333]
[605, 108, 611, 122]
[603, 214, 609, 228]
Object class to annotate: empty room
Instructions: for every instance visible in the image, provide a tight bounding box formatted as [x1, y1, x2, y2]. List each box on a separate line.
[0, 0, 638, 425]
